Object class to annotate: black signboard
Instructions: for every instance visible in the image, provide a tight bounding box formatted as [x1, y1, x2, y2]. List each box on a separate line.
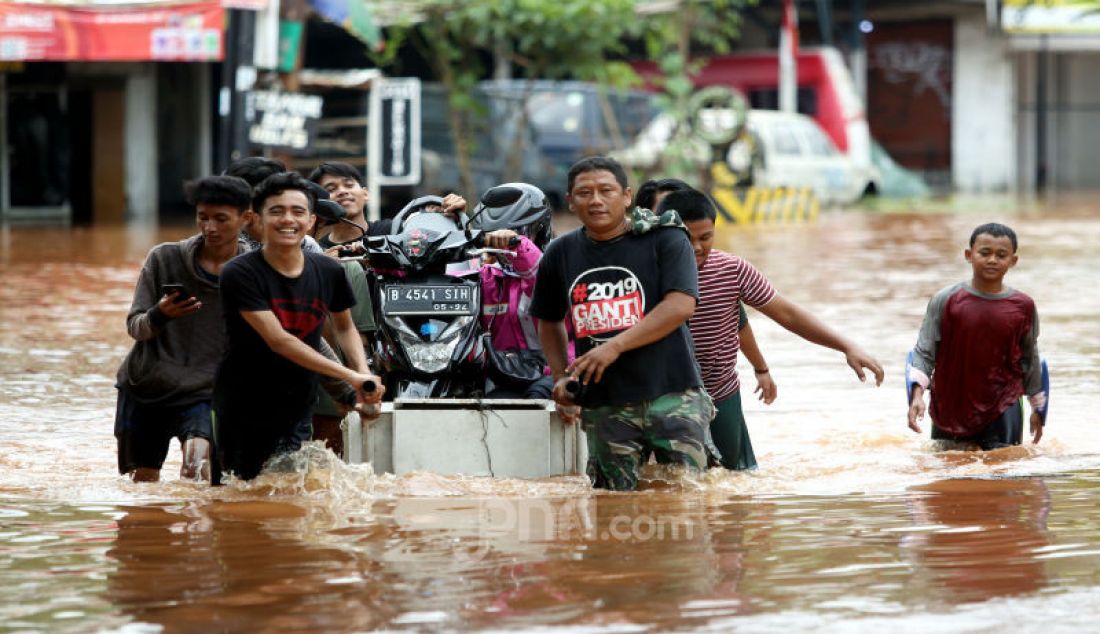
[246, 90, 323, 152]
[371, 78, 421, 185]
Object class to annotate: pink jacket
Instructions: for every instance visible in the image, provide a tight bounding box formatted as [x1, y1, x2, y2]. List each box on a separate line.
[479, 236, 576, 367]
[480, 236, 542, 351]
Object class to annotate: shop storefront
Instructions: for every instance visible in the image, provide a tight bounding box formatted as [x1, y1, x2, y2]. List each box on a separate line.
[0, 0, 224, 223]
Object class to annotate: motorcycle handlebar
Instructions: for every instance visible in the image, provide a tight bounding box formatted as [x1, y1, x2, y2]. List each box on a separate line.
[474, 233, 522, 248]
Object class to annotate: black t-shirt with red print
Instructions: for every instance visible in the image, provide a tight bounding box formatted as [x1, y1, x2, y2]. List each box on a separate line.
[216, 249, 355, 426]
[530, 226, 702, 407]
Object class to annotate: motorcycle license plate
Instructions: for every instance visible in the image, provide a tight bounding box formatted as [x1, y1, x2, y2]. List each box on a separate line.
[383, 284, 475, 316]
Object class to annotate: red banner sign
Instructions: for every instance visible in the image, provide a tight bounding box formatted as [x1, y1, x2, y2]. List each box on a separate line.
[0, 1, 224, 61]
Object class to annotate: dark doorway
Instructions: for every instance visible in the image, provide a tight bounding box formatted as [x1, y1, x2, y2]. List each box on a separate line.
[67, 89, 94, 225]
[6, 89, 70, 209]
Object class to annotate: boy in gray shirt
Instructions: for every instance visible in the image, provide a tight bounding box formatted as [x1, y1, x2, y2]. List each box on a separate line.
[115, 176, 252, 481]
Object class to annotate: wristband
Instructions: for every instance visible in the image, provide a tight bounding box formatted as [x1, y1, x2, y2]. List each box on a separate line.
[754, 368, 769, 375]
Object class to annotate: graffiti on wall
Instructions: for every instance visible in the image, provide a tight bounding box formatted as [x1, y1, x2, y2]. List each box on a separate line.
[872, 42, 952, 110]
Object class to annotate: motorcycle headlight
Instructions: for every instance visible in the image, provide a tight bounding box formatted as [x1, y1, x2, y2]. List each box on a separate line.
[393, 315, 474, 374]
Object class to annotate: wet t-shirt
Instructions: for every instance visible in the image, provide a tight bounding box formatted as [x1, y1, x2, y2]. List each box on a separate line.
[530, 226, 702, 407]
[216, 249, 355, 426]
[911, 282, 1041, 436]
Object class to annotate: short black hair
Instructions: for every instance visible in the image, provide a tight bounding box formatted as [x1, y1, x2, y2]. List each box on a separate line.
[184, 175, 251, 213]
[566, 156, 629, 194]
[656, 188, 716, 223]
[635, 178, 692, 211]
[970, 222, 1018, 252]
[251, 172, 316, 214]
[225, 157, 286, 188]
[308, 161, 364, 185]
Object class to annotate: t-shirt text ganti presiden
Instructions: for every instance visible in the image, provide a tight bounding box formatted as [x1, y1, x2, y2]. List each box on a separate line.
[530, 226, 703, 407]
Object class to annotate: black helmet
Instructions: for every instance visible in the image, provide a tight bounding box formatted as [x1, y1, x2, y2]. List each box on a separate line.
[470, 183, 552, 250]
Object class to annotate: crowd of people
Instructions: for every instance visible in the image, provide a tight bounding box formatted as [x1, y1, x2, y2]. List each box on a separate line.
[114, 155, 1046, 491]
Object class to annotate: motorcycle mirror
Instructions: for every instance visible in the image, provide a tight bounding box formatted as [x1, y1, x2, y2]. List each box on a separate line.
[466, 185, 524, 240]
[314, 199, 347, 226]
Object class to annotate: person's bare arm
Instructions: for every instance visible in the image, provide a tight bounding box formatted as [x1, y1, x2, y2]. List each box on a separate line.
[739, 322, 777, 404]
[539, 319, 580, 423]
[539, 320, 571, 381]
[240, 310, 380, 396]
[908, 384, 927, 434]
[330, 309, 369, 374]
[907, 288, 950, 434]
[568, 291, 696, 385]
[756, 294, 884, 385]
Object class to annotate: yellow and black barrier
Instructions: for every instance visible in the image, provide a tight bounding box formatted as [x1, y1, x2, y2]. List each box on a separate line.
[710, 184, 820, 226]
[708, 163, 819, 225]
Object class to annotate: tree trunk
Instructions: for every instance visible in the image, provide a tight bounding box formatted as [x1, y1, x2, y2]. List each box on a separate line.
[503, 76, 538, 183]
[437, 53, 476, 198]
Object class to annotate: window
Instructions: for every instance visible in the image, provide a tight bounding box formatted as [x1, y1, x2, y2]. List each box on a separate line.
[747, 87, 819, 116]
[772, 124, 802, 156]
[803, 122, 838, 157]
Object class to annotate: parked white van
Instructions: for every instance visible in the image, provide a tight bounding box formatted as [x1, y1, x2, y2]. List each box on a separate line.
[736, 109, 877, 205]
[613, 108, 878, 206]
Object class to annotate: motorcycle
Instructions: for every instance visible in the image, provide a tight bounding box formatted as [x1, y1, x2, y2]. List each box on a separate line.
[361, 197, 515, 399]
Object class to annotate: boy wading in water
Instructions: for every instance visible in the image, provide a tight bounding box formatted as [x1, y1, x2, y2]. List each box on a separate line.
[638, 180, 777, 470]
[908, 223, 1046, 448]
[115, 176, 252, 481]
[212, 173, 383, 483]
[659, 188, 884, 470]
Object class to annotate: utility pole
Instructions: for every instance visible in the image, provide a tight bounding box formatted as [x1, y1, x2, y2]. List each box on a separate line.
[779, 0, 799, 113]
[216, 8, 256, 173]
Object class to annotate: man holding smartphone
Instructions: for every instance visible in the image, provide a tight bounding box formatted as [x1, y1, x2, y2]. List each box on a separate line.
[115, 175, 252, 482]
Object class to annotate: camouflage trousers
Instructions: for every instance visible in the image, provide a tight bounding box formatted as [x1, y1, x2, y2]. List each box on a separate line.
[582, 388, 715, 491]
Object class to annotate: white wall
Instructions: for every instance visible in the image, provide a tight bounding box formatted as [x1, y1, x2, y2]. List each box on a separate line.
[125, 65, 158, 221]
[1052, 53, 1100, 188]
[952, 13, 1016, 192]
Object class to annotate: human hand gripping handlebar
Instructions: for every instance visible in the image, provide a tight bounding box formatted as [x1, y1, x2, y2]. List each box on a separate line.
[466, 232, 521, 258]
[553, 377, 583, 425]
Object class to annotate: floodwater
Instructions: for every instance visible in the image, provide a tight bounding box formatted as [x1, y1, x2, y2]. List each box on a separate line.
[2, 200, 1100, 633]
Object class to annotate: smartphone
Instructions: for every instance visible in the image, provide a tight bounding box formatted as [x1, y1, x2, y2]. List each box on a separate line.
[160, 283, 192, 303]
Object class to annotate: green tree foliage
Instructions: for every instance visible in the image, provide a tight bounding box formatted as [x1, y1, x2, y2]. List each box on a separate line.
[636, 0, 755, 186]
[372, 0, 754, 197]
[374, 0, 637, 196]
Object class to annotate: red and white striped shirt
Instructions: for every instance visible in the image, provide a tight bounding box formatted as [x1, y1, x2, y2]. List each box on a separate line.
[690, 250, 776, 401]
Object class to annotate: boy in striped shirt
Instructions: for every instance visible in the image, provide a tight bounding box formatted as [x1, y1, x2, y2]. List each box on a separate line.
[657, 189, 884, 469]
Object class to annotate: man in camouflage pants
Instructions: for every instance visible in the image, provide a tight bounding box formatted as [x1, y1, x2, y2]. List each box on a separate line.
[581, 391, 714, 490]
[531, 156, 714, 491]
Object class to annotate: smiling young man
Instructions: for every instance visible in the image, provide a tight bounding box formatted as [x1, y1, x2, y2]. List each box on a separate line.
[907, 222, 1045, 449]
[308, 162, 392, 247]
[115, 175, 252, 482]
[212, 172, 384, 483]
[530, 156, 713, 491]
[225, 157, 326, 255]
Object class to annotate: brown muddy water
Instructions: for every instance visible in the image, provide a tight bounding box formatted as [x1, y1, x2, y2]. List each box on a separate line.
[1, 202, 1099, 633]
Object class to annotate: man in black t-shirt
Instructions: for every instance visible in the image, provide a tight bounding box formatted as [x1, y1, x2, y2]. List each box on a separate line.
[212, 172, 384, 483]
[530, 156, 714, 491]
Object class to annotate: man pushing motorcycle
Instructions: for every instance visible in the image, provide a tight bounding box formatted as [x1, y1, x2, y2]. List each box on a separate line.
[212, 172, 384, 483]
